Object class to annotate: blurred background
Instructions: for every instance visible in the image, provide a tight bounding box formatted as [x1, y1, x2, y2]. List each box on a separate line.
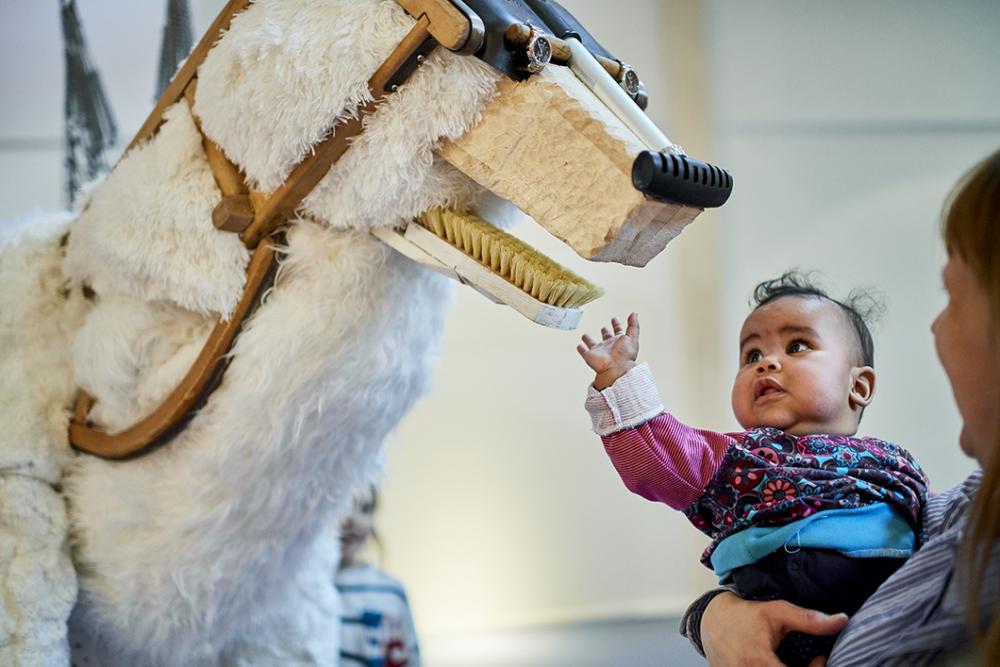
[3, 1, 999, 664]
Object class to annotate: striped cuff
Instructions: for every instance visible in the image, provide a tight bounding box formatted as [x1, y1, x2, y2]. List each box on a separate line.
[585, 363, 665, 436]
[678, 586, 738, 656]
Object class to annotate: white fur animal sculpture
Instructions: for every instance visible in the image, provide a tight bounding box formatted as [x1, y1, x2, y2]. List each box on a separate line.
[0, 0, 728, 664]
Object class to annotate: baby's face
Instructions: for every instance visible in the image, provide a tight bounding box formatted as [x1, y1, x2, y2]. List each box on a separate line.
[732, 296, 867, 436]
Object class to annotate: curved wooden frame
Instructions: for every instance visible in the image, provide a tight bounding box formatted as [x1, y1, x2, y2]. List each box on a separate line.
[67, 0, 474, 459]
[69, 240, 277, 459]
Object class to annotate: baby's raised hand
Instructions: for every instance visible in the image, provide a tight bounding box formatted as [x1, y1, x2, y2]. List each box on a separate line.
[577, 312, 640, 390]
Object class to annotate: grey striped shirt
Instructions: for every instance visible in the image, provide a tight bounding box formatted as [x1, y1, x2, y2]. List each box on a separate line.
[829, 470, 993, 666]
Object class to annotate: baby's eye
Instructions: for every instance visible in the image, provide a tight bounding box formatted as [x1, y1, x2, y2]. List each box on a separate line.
[744, 349, 762, 364]
[787, 340, 810, 354]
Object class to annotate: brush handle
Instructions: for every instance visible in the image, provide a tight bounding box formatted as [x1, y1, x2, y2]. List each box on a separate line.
[372, 225, 584, 330]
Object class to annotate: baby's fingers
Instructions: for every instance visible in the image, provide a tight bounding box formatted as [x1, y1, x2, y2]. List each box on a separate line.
[611, 317, 624, 336]
[601, 326, 613, 340]
[581, 333, 597, 348]
[626, 312, 640, 339]
[577, 343, 604, 370]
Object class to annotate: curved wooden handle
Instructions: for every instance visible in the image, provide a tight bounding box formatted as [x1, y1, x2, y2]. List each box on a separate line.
[69, 239, 277, 460]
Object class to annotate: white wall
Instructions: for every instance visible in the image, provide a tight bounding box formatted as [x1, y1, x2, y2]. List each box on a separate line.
[705, 0, 1000, 491]
[2, 1, 999, 659]
[0, 0, 234, 225]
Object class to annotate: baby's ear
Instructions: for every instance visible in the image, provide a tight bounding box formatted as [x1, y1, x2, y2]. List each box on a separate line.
[850, 366, 876, 408]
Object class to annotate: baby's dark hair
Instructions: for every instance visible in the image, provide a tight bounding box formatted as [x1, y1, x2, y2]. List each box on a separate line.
[751, 271, 883, 368]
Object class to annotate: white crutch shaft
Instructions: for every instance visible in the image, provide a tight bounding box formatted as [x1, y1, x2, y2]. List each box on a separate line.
[565, 37, 676, 154]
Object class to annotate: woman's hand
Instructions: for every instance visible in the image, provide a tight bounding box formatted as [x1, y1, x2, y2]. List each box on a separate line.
[702, 592, 848, 667]
[577, 312, 640, 390]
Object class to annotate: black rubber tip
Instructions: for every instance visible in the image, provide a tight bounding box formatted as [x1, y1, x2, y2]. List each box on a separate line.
[632, 151, 733, 209]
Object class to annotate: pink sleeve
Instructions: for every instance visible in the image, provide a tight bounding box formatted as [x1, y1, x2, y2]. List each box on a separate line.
[601, 412, 737, 510]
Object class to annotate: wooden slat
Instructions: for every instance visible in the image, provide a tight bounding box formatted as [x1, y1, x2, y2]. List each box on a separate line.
[248, 191, 270, 212]
[73, 390, 95, 425]
[69, 238, 277, 460]
[127, 0, 253, 153]
[184, 79, 248, 198]
[240, 15, 435, 248]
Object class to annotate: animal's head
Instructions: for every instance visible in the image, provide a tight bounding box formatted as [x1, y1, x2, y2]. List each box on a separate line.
[66, 0, 731, 329]
[61, 0, 736, 457]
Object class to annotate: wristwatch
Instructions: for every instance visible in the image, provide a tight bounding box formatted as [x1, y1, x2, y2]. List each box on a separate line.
[616, 62, 640, 98]
[523, 24, 552, 74]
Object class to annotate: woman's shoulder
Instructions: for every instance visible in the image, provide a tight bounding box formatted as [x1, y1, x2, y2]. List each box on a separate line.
[828, 473, 983, 666]
[959, 469, 983, 495]
[923, 469, 982, 539]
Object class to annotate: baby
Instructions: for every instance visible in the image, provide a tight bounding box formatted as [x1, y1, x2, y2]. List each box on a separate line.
[578, 272, 928, 666]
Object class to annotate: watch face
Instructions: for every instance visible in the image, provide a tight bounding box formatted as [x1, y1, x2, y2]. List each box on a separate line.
[621, 68, 640, 97]
[531, 36, 552, 66]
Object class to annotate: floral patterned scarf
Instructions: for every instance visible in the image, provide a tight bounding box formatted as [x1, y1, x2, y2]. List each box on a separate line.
[684, 429, 929, 565]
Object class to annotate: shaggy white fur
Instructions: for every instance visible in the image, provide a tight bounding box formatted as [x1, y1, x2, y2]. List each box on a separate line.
[195, 0, 501, 229]
[0, 0, 679, 664]
[64, 102, 250, 319]
[60, 1, 492, 664]
[67, 225, 452, 665]
[0, 215, 88, 665]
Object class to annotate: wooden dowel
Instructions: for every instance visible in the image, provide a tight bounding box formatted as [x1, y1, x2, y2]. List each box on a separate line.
[504, 22, 626, 79]
[394, 0, 473, 52]
[184, 79, 249, 198]
[504, 23, 571, 62]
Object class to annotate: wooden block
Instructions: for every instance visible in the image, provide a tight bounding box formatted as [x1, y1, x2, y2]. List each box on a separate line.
[438, 65, 701, 267]
[213, 194, 255, 233]
[395, 0, 474, 52]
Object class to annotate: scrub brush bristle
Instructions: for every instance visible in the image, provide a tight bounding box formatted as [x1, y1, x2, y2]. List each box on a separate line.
[416, 208, 603, 309]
